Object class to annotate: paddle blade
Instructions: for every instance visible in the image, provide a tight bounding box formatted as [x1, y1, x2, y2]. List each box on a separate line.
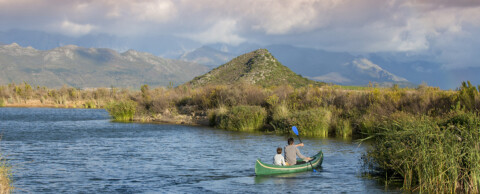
[292, 126, 299, 136]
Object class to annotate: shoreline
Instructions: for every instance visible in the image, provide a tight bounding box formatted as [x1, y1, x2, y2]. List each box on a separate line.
[1, 104, 210, 126]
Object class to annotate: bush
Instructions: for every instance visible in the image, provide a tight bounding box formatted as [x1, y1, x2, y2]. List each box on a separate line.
[84, 101, 96, 109]
[106, 100, 137, 122]
[208, 105, 229, 126]
[213, 105, 267, 132]
[0, 98, 5, 107]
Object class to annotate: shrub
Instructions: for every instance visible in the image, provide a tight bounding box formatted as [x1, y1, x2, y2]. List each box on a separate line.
[0, 98, 5, 107]
[106, 100, 137, 122]
[214, 105, 267, 132]
[208, 105, 229, 126]
[84, 101, 96, 109]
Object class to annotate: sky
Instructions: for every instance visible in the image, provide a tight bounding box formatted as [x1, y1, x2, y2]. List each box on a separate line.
[1, 0, 480, 69]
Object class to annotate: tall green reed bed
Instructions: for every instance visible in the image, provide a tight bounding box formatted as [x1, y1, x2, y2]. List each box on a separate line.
[106, 100, 137, 122]
[270, 107, 332, 137]
[362, 111, 480, 193]
[210, 105, 267, 132]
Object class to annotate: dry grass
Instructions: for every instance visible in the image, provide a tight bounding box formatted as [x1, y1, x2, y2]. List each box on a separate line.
[0, 154, 13, 194]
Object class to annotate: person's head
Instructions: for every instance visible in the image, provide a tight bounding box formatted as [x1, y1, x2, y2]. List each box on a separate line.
[277, 147, 282, 154]
[288, 137, 294, 145]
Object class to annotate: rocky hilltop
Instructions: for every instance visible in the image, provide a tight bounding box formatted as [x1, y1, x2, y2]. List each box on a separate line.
[0, 43, 209, 88]
[186, 49, 321, 88]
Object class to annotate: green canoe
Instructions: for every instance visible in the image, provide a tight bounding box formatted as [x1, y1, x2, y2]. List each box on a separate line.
[255, 151, 323, 175]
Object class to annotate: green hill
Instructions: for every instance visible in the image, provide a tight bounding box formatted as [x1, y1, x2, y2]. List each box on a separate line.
[186, 49, 322, 88]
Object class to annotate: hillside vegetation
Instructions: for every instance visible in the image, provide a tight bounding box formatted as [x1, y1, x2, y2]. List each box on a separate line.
[186, 49, 321, 88]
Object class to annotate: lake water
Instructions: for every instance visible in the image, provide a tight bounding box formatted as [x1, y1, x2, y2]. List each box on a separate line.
[0, 108, 394, 193]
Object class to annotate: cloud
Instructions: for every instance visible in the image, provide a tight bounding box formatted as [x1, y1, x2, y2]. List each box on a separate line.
[1, 0, 480, 68]
[59, 20, 95, 36]
[133, 0, 176, 22]
[183, 19, 246, 45]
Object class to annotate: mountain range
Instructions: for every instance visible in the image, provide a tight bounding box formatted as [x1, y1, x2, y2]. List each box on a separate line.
[0, 43, 209, 88]
[181, 44, 480, 89]
[2, 29, 478, 89]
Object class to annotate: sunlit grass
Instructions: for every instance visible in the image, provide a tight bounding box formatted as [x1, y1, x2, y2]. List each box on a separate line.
[0, 152, 13, 194]
[213, 105, 267, 132]
[106, 100, 137, 122]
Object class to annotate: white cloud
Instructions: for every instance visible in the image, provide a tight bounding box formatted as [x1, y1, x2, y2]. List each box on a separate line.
[183, 19, 246, 45]
[131, 0, 176, 22]
[59, 20, 95, 36]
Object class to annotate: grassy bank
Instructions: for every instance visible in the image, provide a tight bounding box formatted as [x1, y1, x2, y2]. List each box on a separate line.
[0, 83, 130, 109]
[0, 82, 470, 138]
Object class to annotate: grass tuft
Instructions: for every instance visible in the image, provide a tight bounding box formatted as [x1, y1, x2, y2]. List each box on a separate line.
[106, 100, 137, 122]
[0, 153, 13, 194]
[212, 105, 267, 132]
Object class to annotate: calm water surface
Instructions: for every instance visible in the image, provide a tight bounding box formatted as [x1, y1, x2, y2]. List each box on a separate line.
[0, 108, 393, 193]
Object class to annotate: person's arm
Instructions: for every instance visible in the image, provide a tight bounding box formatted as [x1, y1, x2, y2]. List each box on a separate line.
[281, 157, 286, 166]
[296, 147, 312, 161]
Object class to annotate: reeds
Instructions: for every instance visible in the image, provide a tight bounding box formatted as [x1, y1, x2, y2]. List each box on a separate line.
[105, 100, 137, 122]
[212, 105, 267, 132]
[0, 154, 13, 194]
[362, 111, 480, 193]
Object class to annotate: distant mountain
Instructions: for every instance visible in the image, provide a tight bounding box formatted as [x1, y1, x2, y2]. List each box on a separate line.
[264, 45, 414, 87]
[186, 49, 321, 88]
[366, 52, 454, 88]
[179, 46, 236, 68]
[0, 29, 200, 58]
[0, 43, 209, 88]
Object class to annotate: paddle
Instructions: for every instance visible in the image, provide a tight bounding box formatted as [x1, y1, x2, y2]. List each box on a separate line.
[292, 126, 317, 172]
